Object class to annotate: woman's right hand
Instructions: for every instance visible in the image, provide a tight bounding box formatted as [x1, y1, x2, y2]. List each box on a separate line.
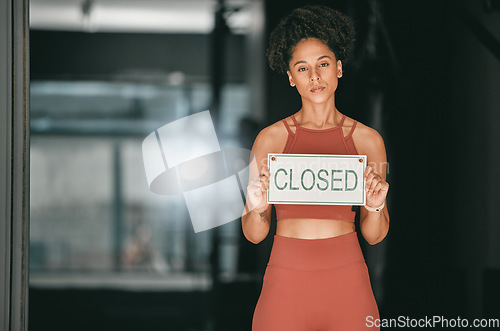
[247, 166, 270, 213]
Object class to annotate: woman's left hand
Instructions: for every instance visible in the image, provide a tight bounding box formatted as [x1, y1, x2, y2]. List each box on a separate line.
[364, 165, 389, 208]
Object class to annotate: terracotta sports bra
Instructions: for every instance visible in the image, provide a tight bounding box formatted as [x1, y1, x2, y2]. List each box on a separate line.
[275, 113, 359, 222]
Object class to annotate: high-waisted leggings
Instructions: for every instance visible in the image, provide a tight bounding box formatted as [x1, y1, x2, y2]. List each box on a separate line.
[252, 232, 379, 331]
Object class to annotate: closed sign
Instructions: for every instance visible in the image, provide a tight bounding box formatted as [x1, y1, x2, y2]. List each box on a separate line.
[267, 154, 366, 205]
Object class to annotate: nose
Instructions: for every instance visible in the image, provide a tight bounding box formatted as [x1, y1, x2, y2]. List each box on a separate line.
[310, 70, 320, 82]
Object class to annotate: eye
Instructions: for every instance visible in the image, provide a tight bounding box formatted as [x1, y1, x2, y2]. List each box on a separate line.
[298, 67, 307, 72]
[319, 62, 329, 67]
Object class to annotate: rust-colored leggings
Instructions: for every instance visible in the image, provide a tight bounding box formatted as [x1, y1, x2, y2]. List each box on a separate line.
[252, 232, 379, 331]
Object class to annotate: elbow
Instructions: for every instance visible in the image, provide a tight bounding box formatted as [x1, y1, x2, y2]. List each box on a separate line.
[361, 213, 390, 245]
[242, 229, 267, 244]
[245, 234, 264, 245]
[241, 215, 269, 244]
[366, 237, 384, 245]
[365, 229, 389, 245]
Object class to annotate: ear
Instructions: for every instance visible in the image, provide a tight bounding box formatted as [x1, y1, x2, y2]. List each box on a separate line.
[337, 60, 343, 78]
[287, 70, 296, 87]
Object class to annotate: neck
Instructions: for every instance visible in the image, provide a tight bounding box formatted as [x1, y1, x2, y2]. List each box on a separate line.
[298, 98, 341, 128]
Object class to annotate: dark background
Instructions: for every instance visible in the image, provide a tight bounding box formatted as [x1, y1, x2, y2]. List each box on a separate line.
[29, 0, 500, 330]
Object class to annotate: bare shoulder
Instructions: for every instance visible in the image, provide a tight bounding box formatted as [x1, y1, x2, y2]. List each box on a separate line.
[348, 119, 386, 155]
[252, 119, 289, 155]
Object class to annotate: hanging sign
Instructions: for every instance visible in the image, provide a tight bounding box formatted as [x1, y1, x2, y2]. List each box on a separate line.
[267, 154, 366, 205]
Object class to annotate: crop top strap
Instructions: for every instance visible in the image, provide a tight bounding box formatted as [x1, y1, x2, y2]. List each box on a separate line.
[290, 114, 299, 126]
[345, 120, 358, 139]
[339, 114, 347, 127]
[282, 118, 294, 135]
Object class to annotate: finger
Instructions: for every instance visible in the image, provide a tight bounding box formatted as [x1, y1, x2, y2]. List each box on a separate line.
[370, 176, 385, 196]
[365, 178, 372, 193]
[364, 165, 372, 178]
[261, 167, 270, 177]
[366, 170, 377, 182]
[248, 180, 260, 190]
[248, 180, 265, 192]
[365, 172, 375, 192]
[252, 174, 267, 183]
[260, 180, 269, 190]
[369, 175, 382, 194]
[370, 181, 383, 196]
[253, 174, 268, 189]
[255, 180, 267, 191]
[247, 184, 262, 194]
[374, 181, 389, 197]
[259, 170, 270, 187]
[366, 175, 378, 196]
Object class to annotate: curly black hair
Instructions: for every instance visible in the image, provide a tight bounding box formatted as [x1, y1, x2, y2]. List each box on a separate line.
[266, 5, 356, 75]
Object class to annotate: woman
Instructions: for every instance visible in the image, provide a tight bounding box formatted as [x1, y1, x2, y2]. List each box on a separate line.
[241, 5, 389, 331]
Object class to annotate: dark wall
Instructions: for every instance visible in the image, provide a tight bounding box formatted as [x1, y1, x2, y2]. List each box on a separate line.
[446, 0, 500, 318]
[263, 0, 500, 324]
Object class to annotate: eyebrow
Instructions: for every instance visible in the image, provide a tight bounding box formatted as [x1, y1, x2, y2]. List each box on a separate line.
[293, 55, 332, 67]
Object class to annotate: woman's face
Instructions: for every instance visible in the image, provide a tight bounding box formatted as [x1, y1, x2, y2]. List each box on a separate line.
[286, 38, 342, 105]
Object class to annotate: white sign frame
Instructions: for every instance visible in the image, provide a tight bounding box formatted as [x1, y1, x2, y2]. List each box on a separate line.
[267, 153, 367, 205]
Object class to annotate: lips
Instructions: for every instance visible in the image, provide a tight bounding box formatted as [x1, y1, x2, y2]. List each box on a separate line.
[310, 86, 325, 93]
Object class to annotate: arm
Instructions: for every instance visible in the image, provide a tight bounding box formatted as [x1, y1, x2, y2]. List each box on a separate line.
[356, 127, 390, 245]
[241, 129, 274, 244]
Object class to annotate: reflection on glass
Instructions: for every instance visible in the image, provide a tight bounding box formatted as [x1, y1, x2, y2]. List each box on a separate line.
[30, 80, 250, 290]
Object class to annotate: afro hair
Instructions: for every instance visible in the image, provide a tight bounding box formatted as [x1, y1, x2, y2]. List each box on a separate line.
[266, 5, 356, 75]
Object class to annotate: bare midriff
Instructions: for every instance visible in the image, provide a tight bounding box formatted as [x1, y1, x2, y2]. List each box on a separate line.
[276, 218, 355, 240]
